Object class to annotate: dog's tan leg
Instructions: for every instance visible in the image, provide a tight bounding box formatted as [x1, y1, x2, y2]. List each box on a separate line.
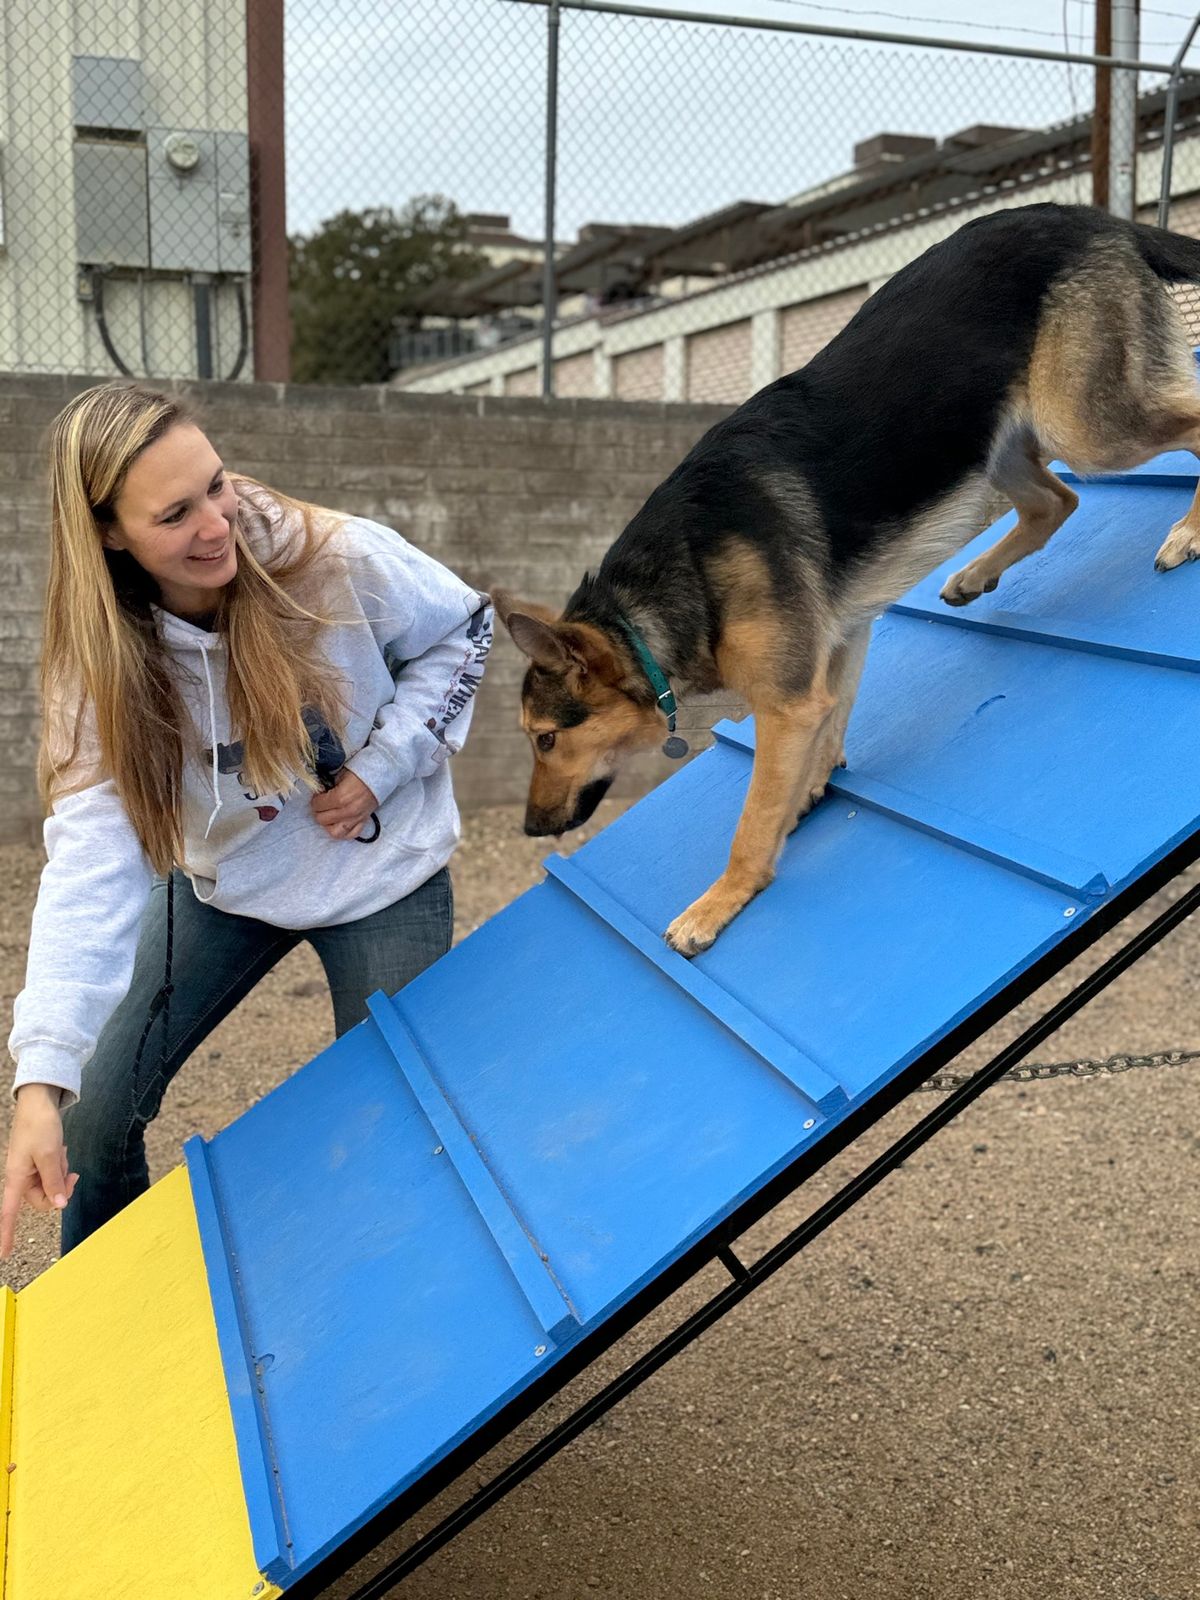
[665, 687, 834, 957]
[1152, 413, 1200, 569]
[941, 455, 1078, 607]
[815, 626, 870, 792]
[788, 624, 871, 828]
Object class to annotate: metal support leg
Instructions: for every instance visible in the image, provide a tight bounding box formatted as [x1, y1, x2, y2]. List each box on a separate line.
[717, 1245, 749, 1282]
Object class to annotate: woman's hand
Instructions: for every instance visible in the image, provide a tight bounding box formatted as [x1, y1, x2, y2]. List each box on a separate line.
[1, 1084, 78, 1258]
[310, 769, 379, 841]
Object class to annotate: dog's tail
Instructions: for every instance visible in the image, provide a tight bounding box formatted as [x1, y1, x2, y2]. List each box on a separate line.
[1130, 219, 1200, 283]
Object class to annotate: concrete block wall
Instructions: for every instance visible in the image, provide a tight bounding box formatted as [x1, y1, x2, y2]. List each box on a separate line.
[0, 373, 741, 841]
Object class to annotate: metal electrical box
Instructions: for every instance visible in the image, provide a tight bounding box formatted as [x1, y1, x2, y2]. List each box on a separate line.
[215, 132, 251, 274]
[147, 127, 250, 273]
[147, 127, 218, 271]
[73, 141, 149, 266]
[72, 56, 144, 132]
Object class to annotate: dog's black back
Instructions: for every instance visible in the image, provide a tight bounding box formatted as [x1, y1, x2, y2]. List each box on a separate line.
[565, 204, 1200, 675]
[781, 205, 1110, 549]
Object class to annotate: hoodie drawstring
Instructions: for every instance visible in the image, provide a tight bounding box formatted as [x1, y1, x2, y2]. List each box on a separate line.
[198, 643, 223, 839]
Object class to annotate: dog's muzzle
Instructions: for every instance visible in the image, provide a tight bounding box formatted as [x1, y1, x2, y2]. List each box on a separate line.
[524, 776, 613, 837]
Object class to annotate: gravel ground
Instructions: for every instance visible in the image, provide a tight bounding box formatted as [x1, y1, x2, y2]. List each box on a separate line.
[1, 803, 1197, 1600]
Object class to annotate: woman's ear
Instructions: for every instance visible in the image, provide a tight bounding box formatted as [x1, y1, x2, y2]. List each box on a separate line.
[98, 519, 126, 553]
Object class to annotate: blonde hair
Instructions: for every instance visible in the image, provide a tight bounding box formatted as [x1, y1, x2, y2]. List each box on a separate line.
[41, 380, 347, 874]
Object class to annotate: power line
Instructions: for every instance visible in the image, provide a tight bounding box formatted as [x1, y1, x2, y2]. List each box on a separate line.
[757, 0, 1200, 51]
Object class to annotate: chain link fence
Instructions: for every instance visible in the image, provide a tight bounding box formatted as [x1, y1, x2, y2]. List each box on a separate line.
[0, 1, 254, 381]
[2, 3, 1200, 392]
[387, 1, 1200, 404]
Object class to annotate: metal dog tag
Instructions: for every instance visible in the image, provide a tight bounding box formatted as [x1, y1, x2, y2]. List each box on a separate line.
[662, 734, 690, 760]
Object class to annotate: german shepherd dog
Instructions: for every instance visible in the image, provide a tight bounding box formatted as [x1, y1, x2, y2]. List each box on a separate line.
[495, 203, 1200, 957]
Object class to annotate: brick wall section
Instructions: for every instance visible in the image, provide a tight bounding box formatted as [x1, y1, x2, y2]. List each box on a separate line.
[0, 373, 740, 842]
[504, 366, 540, 396]
[685, 320, 752, 404]
[614, 345, 664, 401]
[552, 351, 595, 398]
[780, 286, 871, 372]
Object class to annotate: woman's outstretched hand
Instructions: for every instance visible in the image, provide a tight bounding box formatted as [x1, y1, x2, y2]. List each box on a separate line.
[1, 1084, 78, 1258]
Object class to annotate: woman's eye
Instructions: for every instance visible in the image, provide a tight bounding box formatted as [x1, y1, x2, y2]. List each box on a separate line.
[164, 507, 187, 524]
[209, 476, 225, 496]
[536, 731, 556, 753]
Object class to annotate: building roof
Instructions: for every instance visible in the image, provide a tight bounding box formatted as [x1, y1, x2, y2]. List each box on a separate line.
[413, 77, 1200, 322]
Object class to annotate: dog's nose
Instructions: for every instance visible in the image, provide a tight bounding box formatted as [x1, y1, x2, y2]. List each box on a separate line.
[523, 813, 563, 838]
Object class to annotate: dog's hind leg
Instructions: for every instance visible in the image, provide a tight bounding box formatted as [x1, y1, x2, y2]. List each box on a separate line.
[665, 676, 835, 958]
[940, 438, 1078, 607]
[791, 622, 871, 825]
[1149, 406, 1200, 569]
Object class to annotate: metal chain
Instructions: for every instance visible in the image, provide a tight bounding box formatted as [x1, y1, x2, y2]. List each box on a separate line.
[918, 1047, 1200, 1093]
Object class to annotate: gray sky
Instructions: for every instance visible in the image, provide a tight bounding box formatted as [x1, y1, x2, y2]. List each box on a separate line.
[284, 1, 1200, 240]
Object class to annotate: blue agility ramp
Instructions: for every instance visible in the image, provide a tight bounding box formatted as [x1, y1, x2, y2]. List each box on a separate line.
[175, 449, 1200, 1597]
[10, 455, 1197, 1600]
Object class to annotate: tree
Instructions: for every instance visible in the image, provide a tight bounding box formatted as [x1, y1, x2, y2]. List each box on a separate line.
[288, 196, 486, 385]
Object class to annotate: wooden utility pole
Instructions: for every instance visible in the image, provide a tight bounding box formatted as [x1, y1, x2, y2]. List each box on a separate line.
[1092, 0, 1111, 209]
[246, 0, 291, 381]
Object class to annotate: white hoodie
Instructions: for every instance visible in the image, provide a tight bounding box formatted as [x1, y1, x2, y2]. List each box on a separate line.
[8, 502, 493, 1106]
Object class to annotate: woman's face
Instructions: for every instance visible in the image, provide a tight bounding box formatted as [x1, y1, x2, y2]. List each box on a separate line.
[105, 422, 240, 618]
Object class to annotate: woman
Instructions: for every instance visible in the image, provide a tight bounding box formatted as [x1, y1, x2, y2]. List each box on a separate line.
[1, 381, 492, 1255]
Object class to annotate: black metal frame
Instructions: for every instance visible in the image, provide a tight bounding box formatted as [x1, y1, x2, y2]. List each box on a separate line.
[286, 829, 1200, 1600]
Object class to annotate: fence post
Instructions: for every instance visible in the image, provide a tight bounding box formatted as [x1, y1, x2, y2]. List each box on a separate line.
[1109, 0, 1138, 217]
[1157, 15, 1200, 228]
[541, 0, 561, 400]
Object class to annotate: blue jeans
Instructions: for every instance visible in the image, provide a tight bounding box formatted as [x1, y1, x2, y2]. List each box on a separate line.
[59, 866, 453, 1253]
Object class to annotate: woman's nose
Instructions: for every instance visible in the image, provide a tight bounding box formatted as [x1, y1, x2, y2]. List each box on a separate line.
[199, 505, 228, 540]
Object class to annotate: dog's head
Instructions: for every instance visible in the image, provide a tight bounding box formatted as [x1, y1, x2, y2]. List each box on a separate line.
[494, 590, 665, 836]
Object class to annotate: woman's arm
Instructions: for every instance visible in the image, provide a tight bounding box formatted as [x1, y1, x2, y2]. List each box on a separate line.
[9, 780, 154, 1106]
[2, 779, 152, 1254]
[337, 527, 494, 806]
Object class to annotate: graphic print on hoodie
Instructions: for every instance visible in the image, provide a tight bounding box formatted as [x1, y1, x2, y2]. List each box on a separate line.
[204, 707, 349, 826]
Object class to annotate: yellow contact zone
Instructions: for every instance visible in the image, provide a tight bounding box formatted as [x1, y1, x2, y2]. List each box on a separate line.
[1, 1287, 15, 1586]
[2, 1166, 282, 1600]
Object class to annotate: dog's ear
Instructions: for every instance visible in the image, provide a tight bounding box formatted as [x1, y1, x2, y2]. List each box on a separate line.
[493, 592, 624, 683]
[559, 623, 624, 685]
[490, 588, 519, 627]
[492, 589, 557, 628]
[502, 609, 576, 673]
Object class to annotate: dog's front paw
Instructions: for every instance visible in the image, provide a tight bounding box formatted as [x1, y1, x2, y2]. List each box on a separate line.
[1155, 519, 1200, 571]
[665, 883, 754, 958]
[940, 563, 998, 608]
[665, 904, 725, 958]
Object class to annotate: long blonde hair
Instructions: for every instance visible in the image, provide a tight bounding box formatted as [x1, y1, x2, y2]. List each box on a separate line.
[41, 380, 346, 874]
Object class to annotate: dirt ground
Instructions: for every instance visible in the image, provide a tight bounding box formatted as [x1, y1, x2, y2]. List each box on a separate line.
[1, 803, 1197, 1600]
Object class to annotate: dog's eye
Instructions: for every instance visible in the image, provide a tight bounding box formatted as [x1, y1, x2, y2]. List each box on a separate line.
[536, 731, 556, 753]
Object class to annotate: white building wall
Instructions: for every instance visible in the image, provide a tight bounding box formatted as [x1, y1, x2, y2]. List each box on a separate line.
[397, 135, 1200, 404]
[0, 0, 249, 378]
